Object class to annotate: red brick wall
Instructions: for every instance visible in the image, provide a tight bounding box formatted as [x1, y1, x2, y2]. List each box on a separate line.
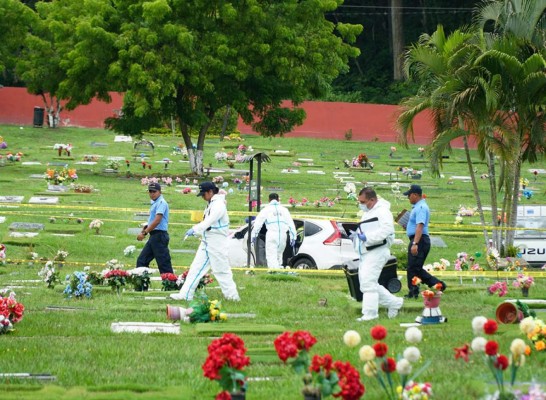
[0, 87, 469, 147]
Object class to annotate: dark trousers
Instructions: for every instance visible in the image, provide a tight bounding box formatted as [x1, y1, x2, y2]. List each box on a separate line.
[136, 231, 173, 274]
[406, 235, 440, 295]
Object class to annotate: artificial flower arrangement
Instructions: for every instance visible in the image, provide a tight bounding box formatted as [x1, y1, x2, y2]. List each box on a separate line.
[389, 146, 397, 157]
[44, 167, 78, 185]
[63, 271, 93, 299]
[127, 267, 156, 292]
[102, 260, 128, 294]
[0, 243, 6, 264]
[38, 261, 61, 289]
[423, 258, 450, 272]
[123, 245, 136, 257]
[214, 151, 228, 162]
[344, 182, 357, 201]
[358, 325, 431, 400]
[72, 183, 94, 193]
[274, 330, 365, 399]
[187, 292, 227, 323]
[202, 333, 249, 399]
[177, 271, 213, 291]
[512, 273, 534, 290]
[6, 151, 23, 161]
[457, 205, 478, 217]
[455, 317, 532, 400]
[488, 281, 508, 297]
[105, 159, 120, 170]
[347, 153, 374, 169]
[520, 316, 546, 353]
[0, 289, 25, 334]
[161, 273, 182, 291]
[89, 219, 103, 234]
[486, 244, 501, 270]
[53, 249, 69, 262]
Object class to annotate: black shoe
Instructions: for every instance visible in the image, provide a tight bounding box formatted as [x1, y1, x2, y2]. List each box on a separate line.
[404, 294, 418, 299]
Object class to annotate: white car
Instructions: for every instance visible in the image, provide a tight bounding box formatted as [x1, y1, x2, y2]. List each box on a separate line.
[227, 218, 360, 270]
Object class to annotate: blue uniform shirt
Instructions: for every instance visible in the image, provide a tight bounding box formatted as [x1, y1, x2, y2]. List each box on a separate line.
[148, 194, 169, 231]
[406, 198, 429, 236]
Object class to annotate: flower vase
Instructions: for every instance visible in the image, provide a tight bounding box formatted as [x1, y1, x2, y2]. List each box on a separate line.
[423, 293, 442, 308]
[304, 393, 321, 400]
[521, 287, 529, 297]
[230, 392, 245, 400]
[135, 282, 149, 292]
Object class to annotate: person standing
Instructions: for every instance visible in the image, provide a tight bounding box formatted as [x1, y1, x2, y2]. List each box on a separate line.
[170, 182, 240, 301]
[403, 184, 446, 299]
[136, 182, 174, 274]
[250, 193, 297, 270]
[354, 188, 403, 321]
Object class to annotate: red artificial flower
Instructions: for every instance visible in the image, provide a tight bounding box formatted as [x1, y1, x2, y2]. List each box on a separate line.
[215, 391, 231, 400]
[310, 354, 334, 374]
[483, 320, 498, 335]
[494, 354, 509, 370]
[454, 343, 471, 362]
[274, 332, 299, 362]
[292, 330, 317, 351]
[485, 340, 499, 356]
[411, 277, 422, 286]
[381, 357, 397, 373]
[372, 342, 388, 357]
[370, 325, 387, 341]
[160, 273, 178, 281]
[333, 360, 365, 400]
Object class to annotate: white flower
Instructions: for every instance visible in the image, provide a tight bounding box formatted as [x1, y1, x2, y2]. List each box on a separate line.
[519, 317, 536, 335]
[472, 316, 488, 335]
[396, 358, 412, 375]
[510, 354, 525, 367]
[363, 361, 377, 377]
[358, 345, 376, 362]
[343, 182, 356, 194]
[404, 327, 423, 343]
[510, 338, 527, 356]
[124, 245, 136, 256]
[471, 336, 487, 353]
[343, 330, 361, 347]
[423, 263, 433, 272]
[126, 267, 157, 276]
[83, 266, 90, 272]
[403, 346, 421, 363]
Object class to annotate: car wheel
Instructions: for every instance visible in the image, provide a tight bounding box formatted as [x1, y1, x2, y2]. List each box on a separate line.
[291, 256, 317, 270]
[386, 278, 402, 294]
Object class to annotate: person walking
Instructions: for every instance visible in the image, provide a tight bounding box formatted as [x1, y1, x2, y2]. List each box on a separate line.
[136, 182, 174, 274]
[170, 182, 240, 301]
[250, 193, 297, 270]
[354, 188, 403, 321]
[403, 184, 446, 299]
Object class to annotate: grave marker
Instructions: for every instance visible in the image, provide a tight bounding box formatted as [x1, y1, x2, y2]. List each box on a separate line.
[9, 222, 44, 231]
[114, 135, 133, 142]
[29, 174, 45, 179]
[127, 228, 142, 235]
[0, 217, 5, 223]
[111, 322, 180, 334]
[0, 196, 24, 203]
[29, 197, 59, 205]
[9, 232, 39, 238]
[47, 162, 68, 167]
[21, 162, 42, 166]
[90, 142, 108, 147]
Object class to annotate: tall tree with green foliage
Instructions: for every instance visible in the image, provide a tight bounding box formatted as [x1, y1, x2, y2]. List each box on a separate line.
[33, 0, 361, 175]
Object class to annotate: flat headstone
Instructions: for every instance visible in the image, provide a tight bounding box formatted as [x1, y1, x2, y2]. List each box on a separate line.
[9, 222, 44, 231]
[528, 169, 546, 173]
[298, 158, 314, 162]
[307, 170, 325, 175]
[0, 196, 24, 203]
[274, 150, 290, 154]
[29, 197, 59, 205]
[133, 212, 150, 221]
[114, 135, 133, 142]
[103, 169, 118, 173]
[46, 185, 70, 192]
[171, 249, 195, 254]
[107, 156, 126, 161]
[47, 162, 68, 167]
[281, 169, 299, 174]
[450, 176, 472, 180]
[9, 232, 39, 238]
[225, 313, 256, 319]
[111, 322, 180, 334]
[51, 233, 75, 237]
[21, 162, 42, 166]
[75, 161, 97, 165]
[143, 296, 168, 300]
[430, 236, 447, 248]
[45, 306, 93, 311]
[29, 174, 45, 179]
[0, 217, 5, 223]
[127, 228, 142, 235]
[0, 373, 56, 381]
[90, 142, 108, 147]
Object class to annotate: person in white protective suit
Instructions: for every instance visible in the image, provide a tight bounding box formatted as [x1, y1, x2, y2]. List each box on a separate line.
[354, 187, 403, 321]
[170, 182, 240, 301]
[251, 193, 297, 269]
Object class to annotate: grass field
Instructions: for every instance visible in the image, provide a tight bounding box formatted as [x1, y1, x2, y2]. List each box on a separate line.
[0, 125, 544, 399]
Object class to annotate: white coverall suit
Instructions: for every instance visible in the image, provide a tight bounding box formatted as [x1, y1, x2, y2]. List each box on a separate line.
[251, 200, 297, 269]
[177, 194, 240, 301]
[354, 198, 402, 319]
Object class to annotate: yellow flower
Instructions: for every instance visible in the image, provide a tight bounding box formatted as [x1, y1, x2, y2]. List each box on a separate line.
[210, 309, 219, 317]
[535, 340, 545, 351]
[219, 313, 227, 321]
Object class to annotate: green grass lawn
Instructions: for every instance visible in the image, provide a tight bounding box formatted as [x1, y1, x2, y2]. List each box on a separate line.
[0, 125, 545, 399]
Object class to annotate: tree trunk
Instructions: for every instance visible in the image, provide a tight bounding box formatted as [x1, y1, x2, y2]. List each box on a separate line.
[486, 150, 500, 248]
[390, 0, 404, 80]
[220, 105, 231, 141]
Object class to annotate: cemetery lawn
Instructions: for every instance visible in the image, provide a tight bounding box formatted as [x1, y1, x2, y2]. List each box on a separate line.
[0, 125, 545, 399]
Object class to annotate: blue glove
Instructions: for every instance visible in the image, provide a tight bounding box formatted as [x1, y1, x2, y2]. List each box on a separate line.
[358, 233, 367, 241]
[185, 228, 195, 237]
[290, 239, 296, 247]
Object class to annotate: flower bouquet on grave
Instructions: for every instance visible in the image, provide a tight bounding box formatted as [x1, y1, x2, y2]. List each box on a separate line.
[38, 261, 61, 289]
[0, 244, 6, 265]
[102, 262, 129, 295]
[123, 245, 136, 257]
[176, 270, 213, 291]
[161, 273, 182, 291]
[344, 182, 357, 201]
[488, 281, 508, 297]
[455, 317, 531, 400]
[512, 273, 534, 295]
[45, 167, 78, 185]
[105, 160, 120, 170]
[63, 271, 93, 299]
[359, 325, 430, 400]
[202, 333, 249, 400]
[89, 219, 103, 234]
[520, 316, 546, 353]
[0, 289, 25, 334]
[127, 267, 156, 292]
[169, 292, 227, 323]
[53, 249, 69, 267]
[72, 183, 94, 193]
